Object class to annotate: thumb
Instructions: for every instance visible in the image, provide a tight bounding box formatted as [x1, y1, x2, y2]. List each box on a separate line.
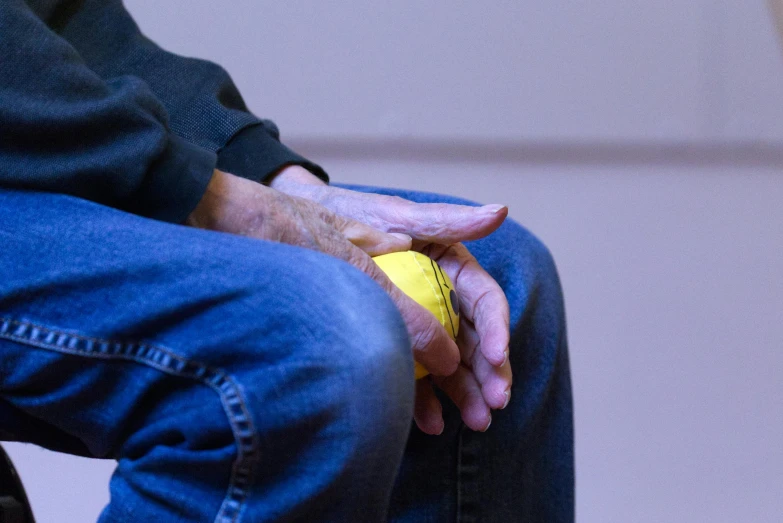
[333, 214, 413, 256]
[371, 198, 509, 245]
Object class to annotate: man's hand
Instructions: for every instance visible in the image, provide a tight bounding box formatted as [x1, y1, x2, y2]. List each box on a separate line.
[269, 166, 512, 435]
[187, 169, 461, 379]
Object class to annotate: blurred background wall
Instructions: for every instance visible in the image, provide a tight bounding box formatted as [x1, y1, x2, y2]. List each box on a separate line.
[6, 1, 783, 521]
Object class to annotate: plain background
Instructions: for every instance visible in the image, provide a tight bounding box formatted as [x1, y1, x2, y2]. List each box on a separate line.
[5, 1, 783, 522]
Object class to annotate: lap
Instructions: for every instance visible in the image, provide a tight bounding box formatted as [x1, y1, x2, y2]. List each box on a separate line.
[0, 185, 572, 522]
[0, 187, 413, 456]
[1, 188, 417, 521]
[1, 183, 566, 452]
[1, 184, 561, 372]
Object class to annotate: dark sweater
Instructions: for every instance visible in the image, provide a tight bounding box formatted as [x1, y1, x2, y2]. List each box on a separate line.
[0, 0, 327, 223]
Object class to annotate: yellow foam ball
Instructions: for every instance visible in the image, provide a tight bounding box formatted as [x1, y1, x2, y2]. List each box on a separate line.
[373, 250, 460, 379]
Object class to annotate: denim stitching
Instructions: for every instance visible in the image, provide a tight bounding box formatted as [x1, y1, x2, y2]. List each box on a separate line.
[456, 424, 464, 522]
[0, 317, 258, 523]
[456, 422, 480, 523]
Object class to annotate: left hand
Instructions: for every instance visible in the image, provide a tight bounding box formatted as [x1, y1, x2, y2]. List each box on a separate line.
[269, 166, 512, 435]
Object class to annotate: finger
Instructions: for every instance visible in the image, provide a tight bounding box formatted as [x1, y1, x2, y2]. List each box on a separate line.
[392, 293, 461, 377]
[436, 244, 510, 367]
[332, 213, 412, 256]
[279, 192, 411, 256]
[318, 188, 509, 245]
[460, 320, 513, 410]
[335, 242, 461, 377]
[377, 200, 509, 245]
[433, 366, 492, 432]
[413, 378, 444, 435]
[456, 314, 481, 366]
[457, 315, 511, 374]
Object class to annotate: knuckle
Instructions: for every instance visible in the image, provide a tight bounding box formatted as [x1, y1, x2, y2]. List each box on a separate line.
[409, 319, 440, 353]
[346, 247, 377, 275]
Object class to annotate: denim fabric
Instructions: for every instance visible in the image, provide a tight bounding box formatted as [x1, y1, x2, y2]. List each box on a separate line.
[0, 185, 573, 522]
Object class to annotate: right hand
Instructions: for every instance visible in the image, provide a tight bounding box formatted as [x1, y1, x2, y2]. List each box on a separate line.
[187, 169, 462, 388]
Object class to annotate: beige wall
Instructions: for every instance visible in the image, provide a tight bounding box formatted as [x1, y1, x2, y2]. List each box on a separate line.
[6, 2, 783, 522]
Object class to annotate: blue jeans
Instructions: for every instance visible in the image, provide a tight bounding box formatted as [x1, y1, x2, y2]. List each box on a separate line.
[0, 185, 573, 522]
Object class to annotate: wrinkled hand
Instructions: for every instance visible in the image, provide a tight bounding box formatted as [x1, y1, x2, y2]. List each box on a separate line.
[269, 166, 512, 435]
[187, 169, 462, 383]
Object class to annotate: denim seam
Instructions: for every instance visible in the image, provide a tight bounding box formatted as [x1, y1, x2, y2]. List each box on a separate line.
[456, 423, 480, 523]
[456, 423, 464, 522]
[0, 317, 258, 523]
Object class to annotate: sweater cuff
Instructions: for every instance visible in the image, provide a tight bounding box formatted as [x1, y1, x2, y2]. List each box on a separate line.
[215, 123, 329, 185]
[130, 134, 217, 224]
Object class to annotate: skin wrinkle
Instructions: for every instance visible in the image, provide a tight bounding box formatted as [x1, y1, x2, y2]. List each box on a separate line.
[443, 251, 476, 313]
[470, 290, 495, 330]
[473, 356, 511, 405]
[458, 318, 481, 365]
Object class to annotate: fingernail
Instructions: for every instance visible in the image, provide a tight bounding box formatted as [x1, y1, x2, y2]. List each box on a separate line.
[390, 233, 412, 242]
[437, 423, 444, 435]
[500, 348, 509, 367]
[502, 389, 511, 409]
[483, 415, 492, 432]
[481, 204, 506, 214]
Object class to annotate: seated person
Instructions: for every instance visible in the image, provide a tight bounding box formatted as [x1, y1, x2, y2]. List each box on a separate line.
[0, 1, 573, 521]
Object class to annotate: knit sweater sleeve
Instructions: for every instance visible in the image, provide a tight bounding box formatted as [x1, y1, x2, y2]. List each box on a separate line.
[1, 0, 216, 223]
[40, 0, 328, 185]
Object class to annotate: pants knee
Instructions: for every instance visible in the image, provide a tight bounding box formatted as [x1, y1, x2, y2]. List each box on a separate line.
[339, 286, 416, 442]
[220, 251, 415, 461]
[292, 267, 416, 448]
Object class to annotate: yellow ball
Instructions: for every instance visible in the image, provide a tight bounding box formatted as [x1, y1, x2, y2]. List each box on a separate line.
[373, 250, 460, 379]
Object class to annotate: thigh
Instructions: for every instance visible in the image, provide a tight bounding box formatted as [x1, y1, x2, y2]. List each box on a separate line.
[336, 184, 574, 523]
[0, 188, 386, 397]
[0, 188, 414, 522]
